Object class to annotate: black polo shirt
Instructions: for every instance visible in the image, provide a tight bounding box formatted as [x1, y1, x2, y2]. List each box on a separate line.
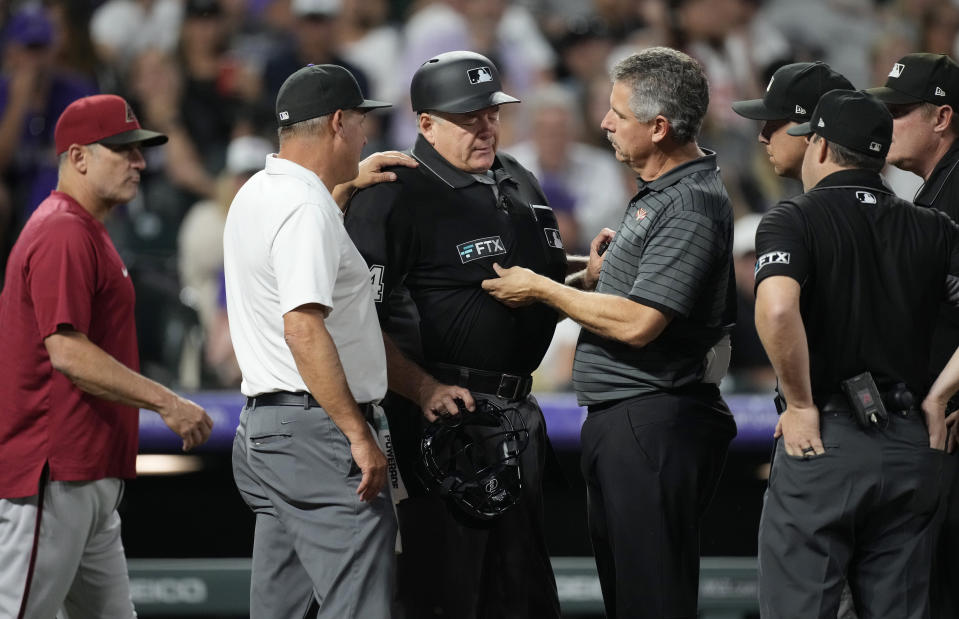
[572, 151, 736, 405]
[755, 169, 959, 403]
[916, 139, 959, 221]
[344, 135, 567, 375]
[915, 139, 959, 377]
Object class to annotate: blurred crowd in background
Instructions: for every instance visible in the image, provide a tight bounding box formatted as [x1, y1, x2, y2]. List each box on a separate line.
[0, 0, 951, 395]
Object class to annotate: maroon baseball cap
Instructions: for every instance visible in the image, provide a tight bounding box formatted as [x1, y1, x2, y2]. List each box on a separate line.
[54, 95, 168, 155]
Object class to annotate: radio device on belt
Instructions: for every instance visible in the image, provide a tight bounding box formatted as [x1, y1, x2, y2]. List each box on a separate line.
[840, 372, 889, 429]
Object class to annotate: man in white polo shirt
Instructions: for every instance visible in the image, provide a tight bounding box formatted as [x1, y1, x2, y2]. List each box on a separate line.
[223, 64, 421, 619]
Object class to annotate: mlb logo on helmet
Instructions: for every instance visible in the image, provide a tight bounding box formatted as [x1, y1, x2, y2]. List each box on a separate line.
[468, 66, 493, 85]
[868, 142, 882, 152]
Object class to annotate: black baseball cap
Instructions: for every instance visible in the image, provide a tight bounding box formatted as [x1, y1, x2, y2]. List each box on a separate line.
[275, 64, 390, 127]
[786, 89, 892, 158]
[865, 53, 959, 107]
[732, 62, 853, 123]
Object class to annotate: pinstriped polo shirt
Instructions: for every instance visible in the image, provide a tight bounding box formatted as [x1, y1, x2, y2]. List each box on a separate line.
[572, 150, 736, 405]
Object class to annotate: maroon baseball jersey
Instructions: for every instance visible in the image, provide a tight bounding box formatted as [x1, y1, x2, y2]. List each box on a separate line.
[0, 191, 139, 498]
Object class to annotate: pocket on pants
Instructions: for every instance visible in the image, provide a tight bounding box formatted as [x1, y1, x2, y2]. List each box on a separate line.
[323, 416, 361, 479]
[247, 409, 295, 451]
[909, 448, 944, 516]
[626, 409, 673, 473]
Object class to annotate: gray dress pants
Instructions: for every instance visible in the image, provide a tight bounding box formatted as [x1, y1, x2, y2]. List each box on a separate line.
[232, 402, 396, 619]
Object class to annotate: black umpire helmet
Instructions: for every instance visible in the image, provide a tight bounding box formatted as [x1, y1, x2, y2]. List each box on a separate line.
[410, 51, 520, 114]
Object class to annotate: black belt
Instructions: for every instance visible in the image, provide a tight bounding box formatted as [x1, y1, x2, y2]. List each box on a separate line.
[820, 393, 918, 416]
[430, 363, 533, 401]
[246, 391, 375, 423]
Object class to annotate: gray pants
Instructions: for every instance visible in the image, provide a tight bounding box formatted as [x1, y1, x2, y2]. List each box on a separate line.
[0, 477, 135, 619]
[232, 402, 396, 619]
[759, 409, 942, 618]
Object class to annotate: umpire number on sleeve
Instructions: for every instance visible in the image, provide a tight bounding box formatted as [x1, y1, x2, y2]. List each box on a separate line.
[369, 265, 385, 302]
[755, 251, 790, 275]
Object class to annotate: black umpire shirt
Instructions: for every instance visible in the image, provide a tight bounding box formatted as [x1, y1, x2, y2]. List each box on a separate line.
[754, 169, 959, 404]
[345, 135, 568, 376]
[915, 139, 959, 377]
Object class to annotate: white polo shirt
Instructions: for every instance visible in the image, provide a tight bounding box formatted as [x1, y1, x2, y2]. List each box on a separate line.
[223, 154, 387, 402]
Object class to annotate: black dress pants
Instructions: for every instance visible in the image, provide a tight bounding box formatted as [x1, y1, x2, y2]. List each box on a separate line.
[758, 409, 943, 619]
[580, 387, 737, 619]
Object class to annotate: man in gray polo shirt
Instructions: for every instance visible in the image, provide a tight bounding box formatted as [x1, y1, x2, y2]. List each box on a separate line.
[483, 47, 737, 618]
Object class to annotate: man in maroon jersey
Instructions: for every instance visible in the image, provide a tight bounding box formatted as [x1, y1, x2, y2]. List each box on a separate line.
[0, 94, 212, 618]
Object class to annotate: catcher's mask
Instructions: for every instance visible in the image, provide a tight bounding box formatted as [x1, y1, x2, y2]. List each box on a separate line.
[420, 399, 529, 520]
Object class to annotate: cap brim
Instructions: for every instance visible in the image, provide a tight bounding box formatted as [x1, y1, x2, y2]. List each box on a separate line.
[786, 122, 814, 136]
[99, 128, 168, 148]
[731, 98, 786, 120]
[427, 91, 521, 114]
[864, 86, 923, 105]
[354, 99, 392, 112]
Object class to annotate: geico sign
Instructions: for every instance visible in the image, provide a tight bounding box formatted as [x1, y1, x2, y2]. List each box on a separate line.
[130, 578, 207, 604]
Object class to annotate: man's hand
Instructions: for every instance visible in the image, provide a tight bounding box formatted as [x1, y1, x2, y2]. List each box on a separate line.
[417, 378, 475, 422]
[775, 404, 824, 457]
[921, 393, 949, 451]
[351, 433, 387, 502]
[158, 395, 214, 451]
[333, 151, 418, 206]
[585, 228, 616, 290]
[356, 151, 418, 187]
[482, 263, 542, 307]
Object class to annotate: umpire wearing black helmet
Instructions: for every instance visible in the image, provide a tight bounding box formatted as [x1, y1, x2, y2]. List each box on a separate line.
[344, 50, 566, 618]
[410, 50, 520, 113]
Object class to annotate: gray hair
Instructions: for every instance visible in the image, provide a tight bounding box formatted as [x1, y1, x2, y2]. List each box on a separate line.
[57, 143, 100, 169]
[610, 47, 708, 144]
[277, 115, 331, 145]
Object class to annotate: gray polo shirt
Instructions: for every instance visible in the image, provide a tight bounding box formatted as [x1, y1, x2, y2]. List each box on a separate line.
[572, 150, 735, 405]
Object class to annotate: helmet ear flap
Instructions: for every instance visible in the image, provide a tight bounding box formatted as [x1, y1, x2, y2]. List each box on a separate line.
[419, 399, 528, 520]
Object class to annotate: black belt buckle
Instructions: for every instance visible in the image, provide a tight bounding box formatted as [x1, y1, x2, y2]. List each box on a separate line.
[496, 373, 523, 400]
